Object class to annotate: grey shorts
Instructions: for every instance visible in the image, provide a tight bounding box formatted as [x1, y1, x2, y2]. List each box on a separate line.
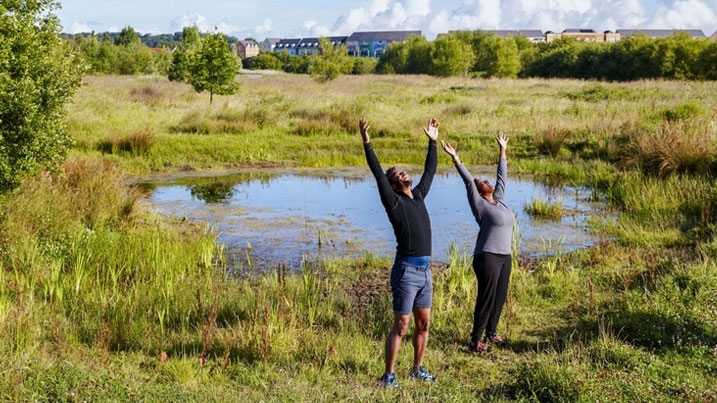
[390, 260, 433, 314]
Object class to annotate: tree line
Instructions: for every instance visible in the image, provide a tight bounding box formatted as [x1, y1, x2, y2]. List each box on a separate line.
[61, 31, 238, 50]
[64, 27, 239, 76]
[246, 31, 717, 81]
[66, 26, 717, 81]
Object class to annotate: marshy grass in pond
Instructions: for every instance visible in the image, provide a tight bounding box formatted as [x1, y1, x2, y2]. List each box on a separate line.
[524, 196, 565, 219]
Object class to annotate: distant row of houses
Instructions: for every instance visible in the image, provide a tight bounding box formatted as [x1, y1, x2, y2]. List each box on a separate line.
[237, 30, 422, 59]
[235, 28, 715, 59]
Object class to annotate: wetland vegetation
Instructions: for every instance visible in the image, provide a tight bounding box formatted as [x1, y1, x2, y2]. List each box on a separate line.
[1, 73, 716, 401]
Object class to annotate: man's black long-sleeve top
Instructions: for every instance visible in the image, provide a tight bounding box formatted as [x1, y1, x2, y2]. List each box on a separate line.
[364, 139, 437, 257]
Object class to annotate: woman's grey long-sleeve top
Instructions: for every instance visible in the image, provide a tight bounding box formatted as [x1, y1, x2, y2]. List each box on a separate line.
[455, 158, 514, 256]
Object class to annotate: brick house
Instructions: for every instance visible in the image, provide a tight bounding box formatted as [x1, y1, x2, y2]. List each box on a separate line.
[236, 40, 259, 59]
[483, 29, 545, 43]
[559, 29, 608, 42]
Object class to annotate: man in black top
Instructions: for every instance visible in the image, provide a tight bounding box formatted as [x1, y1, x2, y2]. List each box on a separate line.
[360, 118, 439, 387]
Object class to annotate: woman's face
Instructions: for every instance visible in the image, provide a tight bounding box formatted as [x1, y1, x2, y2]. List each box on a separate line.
[475, 178, 494, 197]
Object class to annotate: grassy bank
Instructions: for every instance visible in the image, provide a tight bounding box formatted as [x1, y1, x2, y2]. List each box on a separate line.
[0, 74, 715, 401]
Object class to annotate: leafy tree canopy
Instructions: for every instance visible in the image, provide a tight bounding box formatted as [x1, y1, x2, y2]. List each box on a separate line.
[309, 37, 353, 82]
[115, 26, 141, 46]
[0, 0, 85, 191]
[186, 32, 240, 104]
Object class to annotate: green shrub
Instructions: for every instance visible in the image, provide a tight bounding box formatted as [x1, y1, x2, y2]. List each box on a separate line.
[656, 102, 703, 122]
[566, 85, 632, 102]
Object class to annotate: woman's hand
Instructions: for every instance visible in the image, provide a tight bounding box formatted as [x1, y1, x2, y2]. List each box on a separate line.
[496, 131, 508, 159]
[441, 140, 460, 164]
[496, 131, 508, 150]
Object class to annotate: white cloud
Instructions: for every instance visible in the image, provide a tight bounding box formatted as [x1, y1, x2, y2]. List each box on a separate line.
[68, 22, 93, 34]
[59, 0, 717, 40]
[304, 20, 332, 37]
[214, 22, 240, 34]
[405, 0, 431, 15]
[169, 13, 210, 33]
[327, 0, 716, 39]
[255, 18, 272, 34]
[332, 8, 372, 33]
[651, 0, 716, 30]
[367, 0, 393, 15]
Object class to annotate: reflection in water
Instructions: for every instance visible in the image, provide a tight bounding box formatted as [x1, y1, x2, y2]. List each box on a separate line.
[190, 181, 235, 203]
[140, 168, 610, 272]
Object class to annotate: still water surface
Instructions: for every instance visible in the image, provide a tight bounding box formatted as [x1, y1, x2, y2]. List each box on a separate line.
[141, 168, 609, 271]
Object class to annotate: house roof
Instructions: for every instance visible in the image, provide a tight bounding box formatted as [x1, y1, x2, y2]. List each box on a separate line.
[346, 31, 422, 42]
[297, 36, 348, 47]
[563, 28, 598, 34]
[263, 38, 280, 44]
[616, 29, 706, 38]
[483, 29, 544, 38]
[275, 38, 301, 48]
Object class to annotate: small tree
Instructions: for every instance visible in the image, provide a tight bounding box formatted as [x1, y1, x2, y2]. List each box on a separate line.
[0, 0, 84, 191]
[186, 32, 239, 104]
[309, 37, 353, 82]
[431, 34, 475, 77]
[115, 26, 141, 46]
[168, 26, 201, 82]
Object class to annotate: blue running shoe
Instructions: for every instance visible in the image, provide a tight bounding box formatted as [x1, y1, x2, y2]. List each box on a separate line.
[379, 372, 398, 387]
[409, 366, 437, 382]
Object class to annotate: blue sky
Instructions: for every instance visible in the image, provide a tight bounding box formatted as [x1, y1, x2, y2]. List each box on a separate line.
[56, 0, 717, 40]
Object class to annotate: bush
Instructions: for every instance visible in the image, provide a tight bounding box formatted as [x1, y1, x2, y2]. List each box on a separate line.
[352, 57, 377, 75]
[0, 0, 84, 191]
[619, 121, 714, 177]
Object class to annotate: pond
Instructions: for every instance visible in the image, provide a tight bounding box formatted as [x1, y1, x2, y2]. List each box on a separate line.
[138, 167, 609, 272]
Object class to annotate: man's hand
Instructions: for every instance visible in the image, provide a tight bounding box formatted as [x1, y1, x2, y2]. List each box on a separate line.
[423, 118, 438, 141]
[359, 119, 371, 144]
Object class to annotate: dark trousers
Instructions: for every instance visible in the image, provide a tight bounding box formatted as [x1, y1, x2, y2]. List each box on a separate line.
[470, 252, 512, 343]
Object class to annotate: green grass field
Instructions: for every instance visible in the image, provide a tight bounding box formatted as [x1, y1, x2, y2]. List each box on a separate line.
[0, 73, 715, 401]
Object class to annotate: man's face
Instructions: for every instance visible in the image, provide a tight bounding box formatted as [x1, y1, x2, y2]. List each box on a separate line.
[388, 169, 412, 190]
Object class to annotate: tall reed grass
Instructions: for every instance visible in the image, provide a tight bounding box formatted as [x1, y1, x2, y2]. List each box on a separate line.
[0, 75, 715, 400]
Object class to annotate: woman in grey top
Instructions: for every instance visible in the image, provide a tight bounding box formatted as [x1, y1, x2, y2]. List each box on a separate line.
[441, 132, 514, 354]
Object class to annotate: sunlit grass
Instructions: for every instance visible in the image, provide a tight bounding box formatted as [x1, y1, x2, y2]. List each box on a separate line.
[0, 74, 715, 400]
